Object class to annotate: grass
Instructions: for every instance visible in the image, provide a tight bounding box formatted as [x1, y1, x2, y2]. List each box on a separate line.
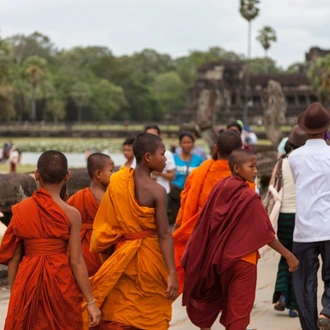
[0, 163, 35, 174]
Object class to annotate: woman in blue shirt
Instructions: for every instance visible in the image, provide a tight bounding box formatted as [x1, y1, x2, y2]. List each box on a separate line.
[170, 132, 204, 223]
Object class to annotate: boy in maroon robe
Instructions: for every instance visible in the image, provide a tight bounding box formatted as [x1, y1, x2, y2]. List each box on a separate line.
[181, 149, 299, 330]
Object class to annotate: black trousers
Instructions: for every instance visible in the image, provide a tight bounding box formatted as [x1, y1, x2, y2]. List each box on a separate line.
[293, 241, 330, 330]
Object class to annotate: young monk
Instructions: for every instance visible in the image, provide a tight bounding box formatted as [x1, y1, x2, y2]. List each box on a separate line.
[182, 149, 299, 330]
[173, 130, 255, 295]
[67, 153, 115, 276]
[0, 150, 101, 329]
[89, 133, 178, 330]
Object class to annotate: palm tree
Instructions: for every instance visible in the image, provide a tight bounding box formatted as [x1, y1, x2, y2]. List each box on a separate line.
[256, 26, 277, 73]
[70, 82, 91, 123]
[239, 0, 260, 123]
[308, 54, 330, 106]
[24, 56, 47, 121]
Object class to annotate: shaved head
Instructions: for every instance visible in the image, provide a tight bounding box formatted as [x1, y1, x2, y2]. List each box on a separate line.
[87, 153, 112, 179]
[133, 133, 163, 163]
[37, 150, 68, 183]
[217, 130, 243, 158]
[228, 149, 256, 172]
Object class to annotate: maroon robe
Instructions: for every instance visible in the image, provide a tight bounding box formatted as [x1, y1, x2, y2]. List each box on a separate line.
[181, 176, 275, 328]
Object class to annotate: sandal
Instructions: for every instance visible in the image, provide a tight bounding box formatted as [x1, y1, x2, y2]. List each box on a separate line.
[289, 309, 299, 318]
[317, 315, 330, 330]
[274, 295, 286, 311]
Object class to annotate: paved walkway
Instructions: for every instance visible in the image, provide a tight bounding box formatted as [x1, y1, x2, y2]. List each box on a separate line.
[0, 250, 323, 329]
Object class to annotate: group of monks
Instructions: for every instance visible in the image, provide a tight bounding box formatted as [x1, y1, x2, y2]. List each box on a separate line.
[0, 128, 299, 330]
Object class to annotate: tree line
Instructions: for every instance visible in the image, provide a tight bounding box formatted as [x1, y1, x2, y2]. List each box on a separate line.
[0, 30, 324, 123]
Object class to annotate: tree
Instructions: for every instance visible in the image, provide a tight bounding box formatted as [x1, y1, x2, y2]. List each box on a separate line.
[6, 31, 56, 66]
[70, 82, 91, 122]
[176, 47, 244, 87]
[308, 54, 330, 105]
[152, 72, 186, 115]
[46, 98, 66, 123]
[286, 62, 305, 73]
[256, 26, 277, 73]
[90, 80, 128, 121]
[249, 57, 281, 74]
[239, 0, 260, 123]
[23, 56, 48, 121]
[0, 37, 11, 84]
[0, 86, 15, 120]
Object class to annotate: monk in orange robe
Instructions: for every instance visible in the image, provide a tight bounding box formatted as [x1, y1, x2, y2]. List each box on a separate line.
[89, 133, 178, 330]
[182, 149, 299, 330]
[67, 153, 114, 276]
[173, 130, 257, 294]
[0, 150, 101, 330]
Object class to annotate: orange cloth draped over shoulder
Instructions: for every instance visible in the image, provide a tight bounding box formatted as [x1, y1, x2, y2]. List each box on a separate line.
[67, 187, 103, 276]
[0, 188, 83, 330]
[88, 168, 171, 330]
[173, 159, 255, 295]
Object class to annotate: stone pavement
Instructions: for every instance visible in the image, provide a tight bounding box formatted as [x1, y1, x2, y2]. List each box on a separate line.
[0, 249, 323, 329]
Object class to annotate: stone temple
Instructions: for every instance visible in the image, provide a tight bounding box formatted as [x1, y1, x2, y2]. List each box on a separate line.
[179, 47, 330, 126]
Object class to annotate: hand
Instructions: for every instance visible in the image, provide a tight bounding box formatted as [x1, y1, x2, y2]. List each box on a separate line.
[165, 272, 178, 300]
[87, 303, 101, 327]
[172, 223, 180, 232]
[286, 253, 299, 272]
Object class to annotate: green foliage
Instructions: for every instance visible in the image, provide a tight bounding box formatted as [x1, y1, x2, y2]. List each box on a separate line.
[256, 26, 277, 53]
[0, 30, 292, 122]
[46, 98, 66, 123]
[249, 57, 281, 74]
[153, 71, 186, 113]
[287, 62, 305, 73]
[0, 86, 15, 120]
[308, 55, 330, 103]
[6, 31, 56, 66]
[90, 80, 128, 120]
[239, 0, 260, 22]
[70, 82, 92, 122]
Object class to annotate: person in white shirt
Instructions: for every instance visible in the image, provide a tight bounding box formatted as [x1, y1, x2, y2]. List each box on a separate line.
[289, 102, 330, 330]
[144, 124, 175, 212]
[271, 125, 308, 318]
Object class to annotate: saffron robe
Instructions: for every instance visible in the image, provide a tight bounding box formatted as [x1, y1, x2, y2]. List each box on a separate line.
[173, 159, 255, 294]
[181, 176, 275, 328]
[0, 188, 83, 330]
[67, 187, 103, 276]
[89, 168, 171, 330]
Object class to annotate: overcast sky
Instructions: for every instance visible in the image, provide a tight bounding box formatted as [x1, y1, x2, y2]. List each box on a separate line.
[0, 0, 329, 69]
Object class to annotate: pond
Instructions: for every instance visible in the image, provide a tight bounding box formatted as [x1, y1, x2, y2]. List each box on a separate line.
[20, 152, 126, 168]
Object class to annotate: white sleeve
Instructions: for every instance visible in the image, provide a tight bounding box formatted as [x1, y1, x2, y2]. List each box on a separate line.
[165, 151, 175, 171]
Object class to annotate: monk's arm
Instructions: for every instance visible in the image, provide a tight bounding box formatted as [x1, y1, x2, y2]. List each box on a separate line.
[8, 241, 22, 292]
[155, 186, 178, 299]
[68, 208, 101, 326]
[268, 238, 299, 272]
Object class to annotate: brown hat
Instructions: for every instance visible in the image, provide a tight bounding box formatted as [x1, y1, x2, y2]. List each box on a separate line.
[297, 102, 330, 134]
[288, 125, 308, 147]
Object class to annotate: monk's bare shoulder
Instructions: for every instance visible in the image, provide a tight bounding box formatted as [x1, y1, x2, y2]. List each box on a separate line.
[135, 176, 166, 207]
[57, 199, 81, 225]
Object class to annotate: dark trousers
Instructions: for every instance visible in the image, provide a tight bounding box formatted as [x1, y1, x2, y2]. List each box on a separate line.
[293, 241, 330, 330]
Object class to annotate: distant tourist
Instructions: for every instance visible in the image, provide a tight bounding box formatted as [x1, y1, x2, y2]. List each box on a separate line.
[119, 137, 135, 170]
[175, 127, 208, 160]
[9, 145, 19, 173]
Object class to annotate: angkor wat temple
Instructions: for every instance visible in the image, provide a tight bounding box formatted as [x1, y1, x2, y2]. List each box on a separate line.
[181, 47, 330, 125]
